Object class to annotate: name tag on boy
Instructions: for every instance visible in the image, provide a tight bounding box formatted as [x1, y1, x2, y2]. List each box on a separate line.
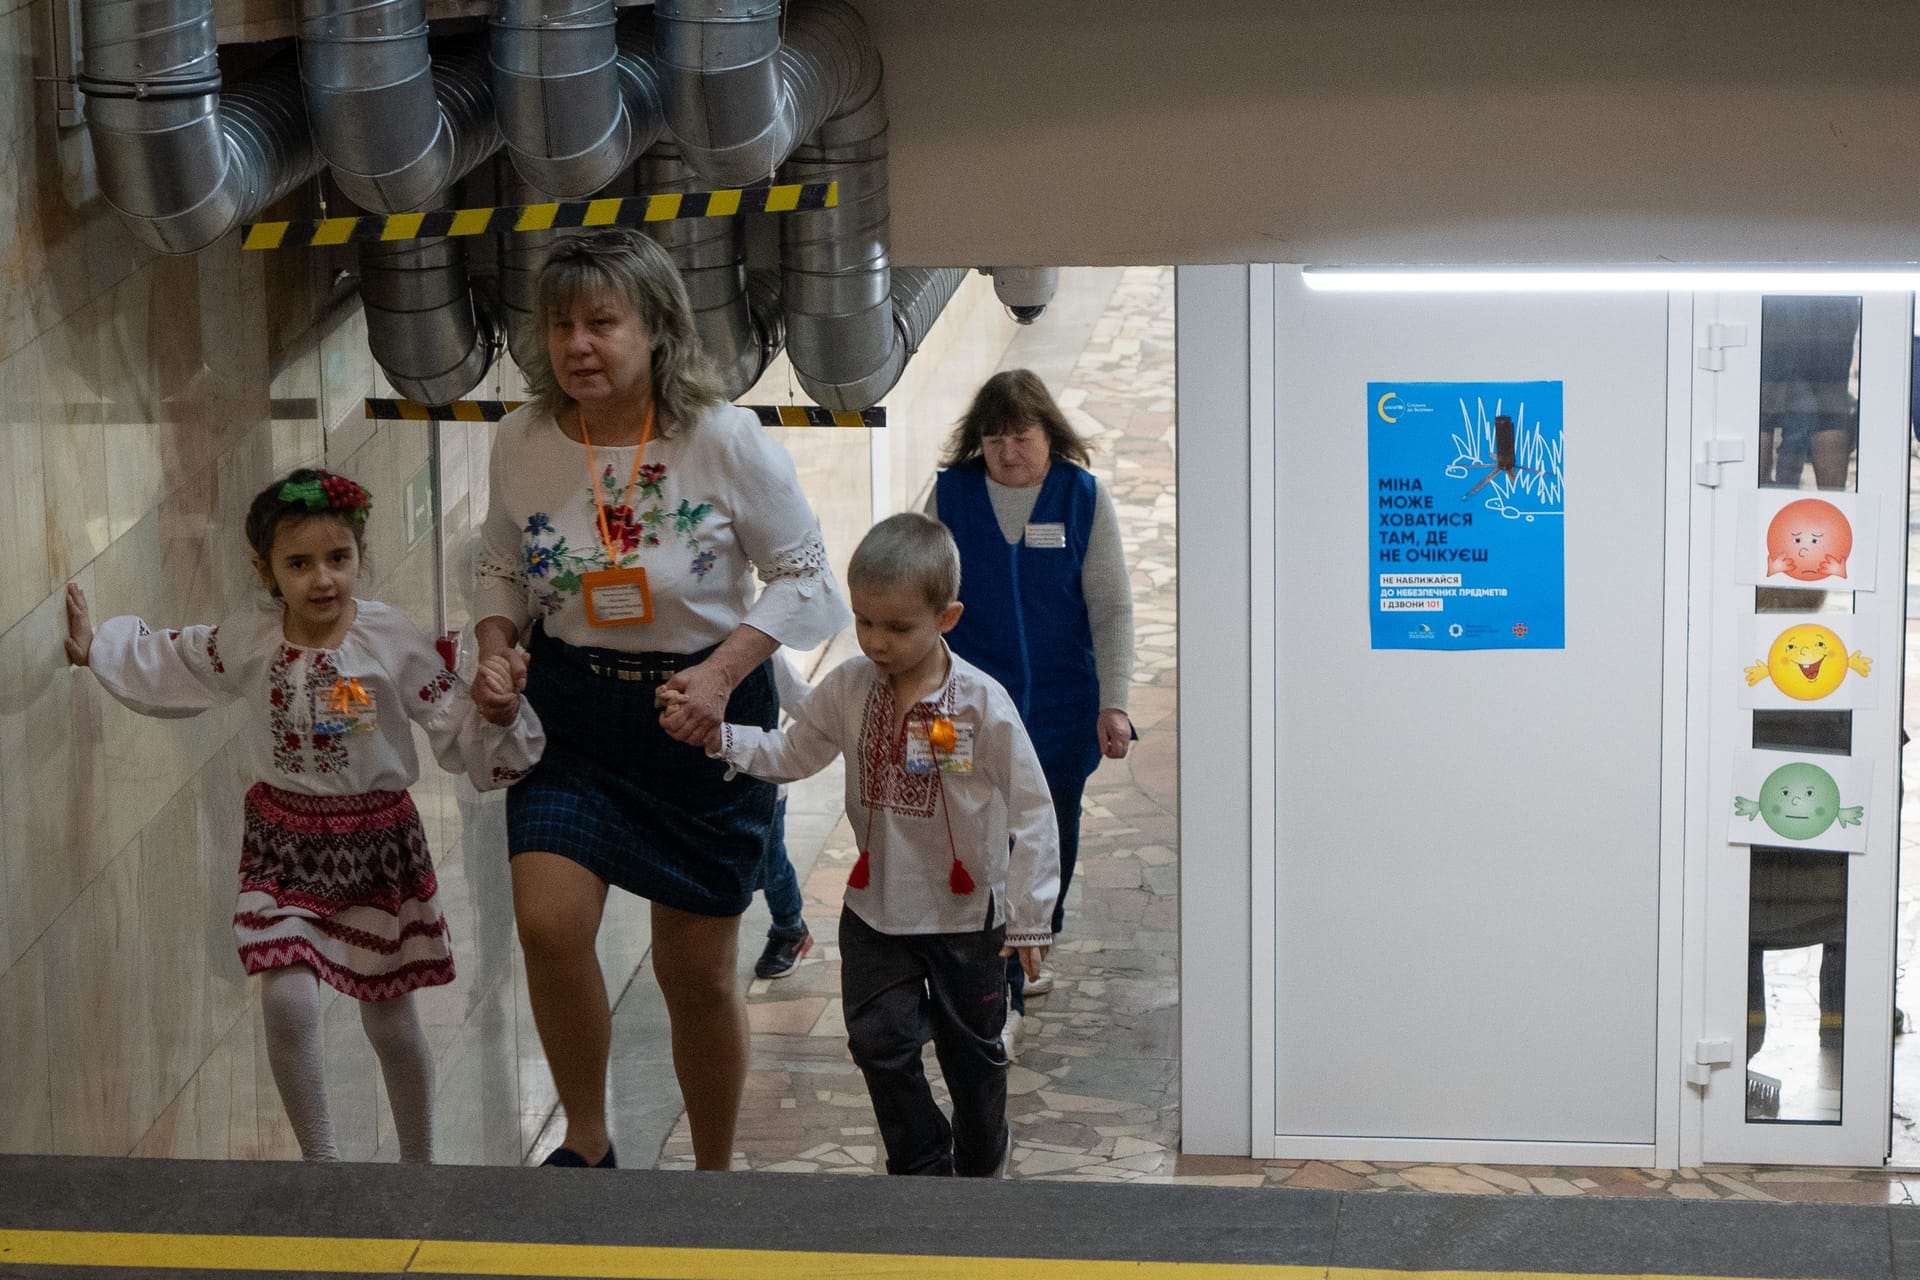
[1024, 522, 1066, 549]
[904, 721, 975, 774]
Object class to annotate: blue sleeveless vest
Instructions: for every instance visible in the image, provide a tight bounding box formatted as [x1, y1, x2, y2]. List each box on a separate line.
[937, 459, 1102, 781]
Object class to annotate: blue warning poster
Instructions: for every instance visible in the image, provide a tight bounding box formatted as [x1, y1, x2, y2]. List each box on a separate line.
[1368, 380, 1565, 651]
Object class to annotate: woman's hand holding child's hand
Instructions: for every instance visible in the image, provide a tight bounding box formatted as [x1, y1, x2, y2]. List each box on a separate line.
[474, 655, 521, 726]
[64, 584, 93, 667]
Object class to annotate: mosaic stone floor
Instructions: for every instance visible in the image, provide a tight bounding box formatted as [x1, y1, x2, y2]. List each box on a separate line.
[642, 267, 1920, 1206]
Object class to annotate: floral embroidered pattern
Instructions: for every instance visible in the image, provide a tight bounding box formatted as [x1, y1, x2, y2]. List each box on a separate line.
[491, 764, 532, 786]
[856, 678, 958, 819]
[268, 648, 351, 776]
[206, 627, 226, 674]
[417, 671, 456, 703]
[516, 459, 716, 616]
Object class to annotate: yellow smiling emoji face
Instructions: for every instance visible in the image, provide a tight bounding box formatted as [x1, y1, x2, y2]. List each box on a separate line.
[1746, 623, 1872, 700]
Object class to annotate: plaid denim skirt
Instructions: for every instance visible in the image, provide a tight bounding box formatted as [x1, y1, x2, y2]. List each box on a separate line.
[506, 624, 779, 917]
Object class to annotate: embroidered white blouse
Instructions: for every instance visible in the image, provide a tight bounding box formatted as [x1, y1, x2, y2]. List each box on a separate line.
[717, 648, 1061, 946]
[474, 402, 851, 653]
[86, 598, 546, 794]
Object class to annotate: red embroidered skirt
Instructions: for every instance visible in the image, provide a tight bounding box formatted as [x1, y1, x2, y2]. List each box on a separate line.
[235, 782, 454, 1001]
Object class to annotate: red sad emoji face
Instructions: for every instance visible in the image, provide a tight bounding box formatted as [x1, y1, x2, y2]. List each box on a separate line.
[1766, 498, 1852, 582]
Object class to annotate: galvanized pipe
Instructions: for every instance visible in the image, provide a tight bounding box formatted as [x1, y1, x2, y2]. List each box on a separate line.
[296, 0, 501, 214]
[491, 0, 666, 198]
[629, 146, 782, 399]
[361, 228, 500, 405]
[78, 0, 318, 256]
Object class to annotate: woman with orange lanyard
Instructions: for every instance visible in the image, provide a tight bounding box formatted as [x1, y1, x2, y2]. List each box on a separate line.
[470, 230, 849, 1170]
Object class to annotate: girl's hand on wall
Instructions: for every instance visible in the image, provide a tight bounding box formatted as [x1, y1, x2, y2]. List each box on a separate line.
[63, 584, 93, 667]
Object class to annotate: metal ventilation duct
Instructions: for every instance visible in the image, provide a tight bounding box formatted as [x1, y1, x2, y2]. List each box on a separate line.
[78, 0, 319, 256]
[495, 167, 552, 377]
[491, 1, 668, 198]
[361, 228, 500, 405]
[659, 0, 956, 410]
[631, 147, 783, 399]
[296, 0, 501, 213]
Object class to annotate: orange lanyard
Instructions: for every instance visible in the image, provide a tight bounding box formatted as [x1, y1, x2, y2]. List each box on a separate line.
[577, 404, 655, 564]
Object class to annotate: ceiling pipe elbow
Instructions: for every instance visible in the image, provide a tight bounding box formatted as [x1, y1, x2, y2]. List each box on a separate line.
[297, 0, 500, 213]
[361, 232, 500, 404]
[792, 268, 966, 412]
[491, 0, 666, 198]
[79, 0, 318, 255]
[653, 0, 792, 186]
[629, 145, 782, 399]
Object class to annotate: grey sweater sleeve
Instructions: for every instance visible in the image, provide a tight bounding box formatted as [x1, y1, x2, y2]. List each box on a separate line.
[1082, 479, 1135, 714]
[928, 472, 1136, 714]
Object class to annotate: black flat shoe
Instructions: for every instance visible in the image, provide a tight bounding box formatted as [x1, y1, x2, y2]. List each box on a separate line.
[541, 1145, 617, 1168]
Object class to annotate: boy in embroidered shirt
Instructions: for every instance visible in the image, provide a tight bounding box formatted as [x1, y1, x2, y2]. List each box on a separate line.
[700, 513, 1059, 1177]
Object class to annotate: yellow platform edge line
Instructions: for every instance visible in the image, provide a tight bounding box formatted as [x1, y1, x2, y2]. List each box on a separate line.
[0, 1228, 416, 1272]
[0, 1230, 1791, 1280]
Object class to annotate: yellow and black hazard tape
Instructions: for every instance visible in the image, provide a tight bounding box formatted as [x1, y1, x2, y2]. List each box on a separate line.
[245, 182, 838, 251]
[365, 398, 885, 428]
[367, 398, 520, 422]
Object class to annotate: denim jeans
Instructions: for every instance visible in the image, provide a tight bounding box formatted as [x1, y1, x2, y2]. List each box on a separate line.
[760, 795, 806, 936]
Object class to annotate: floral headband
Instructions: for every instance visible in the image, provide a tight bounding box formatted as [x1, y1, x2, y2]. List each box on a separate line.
[273, 474, 372, 524]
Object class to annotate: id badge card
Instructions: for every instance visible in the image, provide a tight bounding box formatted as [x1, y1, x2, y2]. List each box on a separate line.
[1024, 522, 1066, 549]
[904, 720, 975, 774]
[581, 566, 654, 627]
[314, 676, 378, 737]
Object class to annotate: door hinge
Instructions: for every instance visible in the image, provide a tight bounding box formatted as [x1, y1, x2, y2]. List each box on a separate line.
[1686, 1037, 1734, 1087]
[1696, 322, 1749, 371]
[1693, 438, 1745, 488]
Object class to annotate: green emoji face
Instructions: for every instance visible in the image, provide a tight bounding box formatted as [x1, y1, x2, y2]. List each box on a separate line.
[1758, 762, 1843, 839]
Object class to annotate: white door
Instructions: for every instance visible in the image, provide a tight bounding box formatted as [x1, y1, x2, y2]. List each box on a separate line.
[1256, 269, 1674, 1163]
[1688, 292, 1911, 1165]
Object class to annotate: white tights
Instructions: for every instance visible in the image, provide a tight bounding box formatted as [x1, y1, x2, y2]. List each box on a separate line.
[258, 966, 435, 1163]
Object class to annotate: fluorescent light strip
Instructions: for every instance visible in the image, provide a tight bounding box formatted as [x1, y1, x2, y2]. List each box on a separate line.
[1301, 268, 1920, 293]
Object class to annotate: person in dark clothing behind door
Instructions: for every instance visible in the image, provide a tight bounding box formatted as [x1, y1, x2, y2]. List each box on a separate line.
[925, 370, 1138, 1058]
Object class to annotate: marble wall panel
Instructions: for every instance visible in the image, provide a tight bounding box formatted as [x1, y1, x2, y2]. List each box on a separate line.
[43, 840, 151, 1154]
[0, 334, 53, 633]
[136, 781, 214, 1117]
[0, 569, 112, 968]
[0, 941, 50, 1153]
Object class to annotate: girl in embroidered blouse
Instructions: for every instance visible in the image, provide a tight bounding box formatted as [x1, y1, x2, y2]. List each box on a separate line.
[63, 469, 544, 1163]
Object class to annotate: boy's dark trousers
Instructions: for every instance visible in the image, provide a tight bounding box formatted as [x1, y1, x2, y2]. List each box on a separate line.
[839, 904, 1010, 1177]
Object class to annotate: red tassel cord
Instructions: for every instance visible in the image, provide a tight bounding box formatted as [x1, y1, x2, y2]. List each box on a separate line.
[932, 722, 972, 895]
[855, 710, 974, 894]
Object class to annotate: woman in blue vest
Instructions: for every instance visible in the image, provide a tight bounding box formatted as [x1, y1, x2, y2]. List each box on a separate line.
[927, 370, 1136, 1058]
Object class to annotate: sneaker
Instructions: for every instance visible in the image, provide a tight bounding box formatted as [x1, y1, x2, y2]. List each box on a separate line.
[1023, 967, 1055, 998]
[1000, 1009, 1024, 1062]
[755, 926, 813, 979]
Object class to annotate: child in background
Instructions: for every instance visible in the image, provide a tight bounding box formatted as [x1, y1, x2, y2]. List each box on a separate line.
[754, 651, 815, 979]
[702, 513, 1058, 1176]
[65, 468, 544, 1163]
